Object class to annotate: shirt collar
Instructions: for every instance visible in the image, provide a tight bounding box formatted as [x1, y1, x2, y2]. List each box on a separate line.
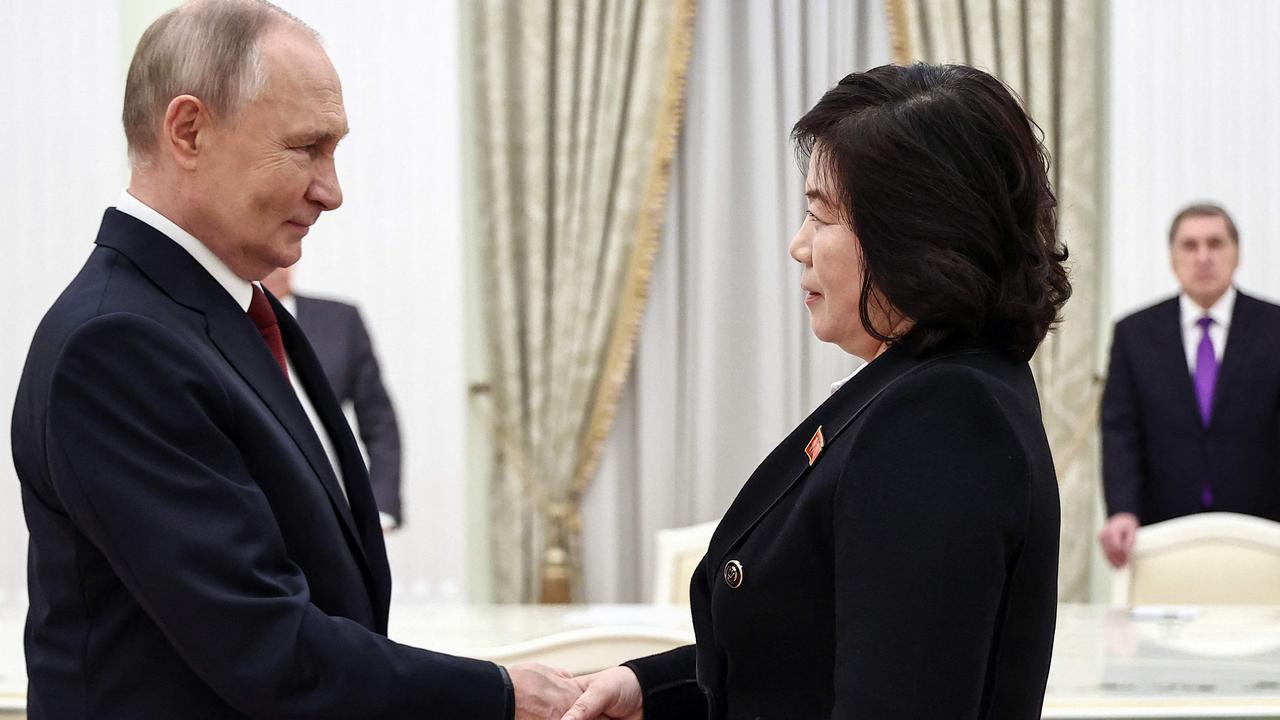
[1179, 285, 1236, 331]
[114, 190, 255, 312]
[829, 360, 868, 395]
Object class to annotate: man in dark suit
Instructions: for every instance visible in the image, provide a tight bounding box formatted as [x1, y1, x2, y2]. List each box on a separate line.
[11, 2, 577, 718]
[1099, 203, 1280, 567]
[263, 265, 403, 529]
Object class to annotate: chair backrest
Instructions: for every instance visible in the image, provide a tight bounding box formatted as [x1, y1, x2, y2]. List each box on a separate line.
[652, 520, 719, 605]
[1111, 512, 1280, 607]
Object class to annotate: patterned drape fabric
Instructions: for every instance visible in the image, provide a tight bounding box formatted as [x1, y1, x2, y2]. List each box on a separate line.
[468, 0, 695, 602]
[888, 0, 1106, 601]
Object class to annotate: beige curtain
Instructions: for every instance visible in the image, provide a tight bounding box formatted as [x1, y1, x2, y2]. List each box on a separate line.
[888, 0, 1106, 601]
[468, 0, 696, 603]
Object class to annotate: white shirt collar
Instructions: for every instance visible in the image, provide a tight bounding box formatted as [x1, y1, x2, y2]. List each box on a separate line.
[114, 190, 255, 312]
[1179, 285, 1236, 331]
[829, 360, 868, 395]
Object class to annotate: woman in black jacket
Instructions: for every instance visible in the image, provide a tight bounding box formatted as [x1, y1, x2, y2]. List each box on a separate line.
[563, 62, 1070, 720]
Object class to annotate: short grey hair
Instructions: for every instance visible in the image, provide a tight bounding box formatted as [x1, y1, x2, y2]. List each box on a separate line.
[1168, 202, 1240, 246]
[123, 0, 318, 167]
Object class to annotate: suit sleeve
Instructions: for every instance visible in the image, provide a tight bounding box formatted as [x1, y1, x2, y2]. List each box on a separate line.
[45, 313, 505, 720]
[1100, 322, 1145, 518]
[830, 367, 1032, 719]
[622, 554, 709, 718]
[347, 307, 403, 524]
[622, 645, 702, 718]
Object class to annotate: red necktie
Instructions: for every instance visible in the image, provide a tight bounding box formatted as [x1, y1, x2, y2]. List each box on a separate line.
[248, 285, 290, 381]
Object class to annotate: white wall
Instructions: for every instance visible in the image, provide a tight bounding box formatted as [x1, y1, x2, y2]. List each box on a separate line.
[0, 2, 126, 604]
[1109, 0, 1280, 320]
[0, 0, 470, 603]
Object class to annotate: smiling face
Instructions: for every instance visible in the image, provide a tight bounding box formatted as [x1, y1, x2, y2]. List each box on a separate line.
[1170, 214, 1238, 310]
[788, 156, 886, 360]
[190, 26, 347, 280]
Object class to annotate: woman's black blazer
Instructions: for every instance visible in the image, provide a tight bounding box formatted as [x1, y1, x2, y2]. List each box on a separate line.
[625, 345, 1060, 719]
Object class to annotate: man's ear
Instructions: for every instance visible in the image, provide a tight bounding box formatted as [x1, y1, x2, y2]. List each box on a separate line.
[162, 94, 210, 170]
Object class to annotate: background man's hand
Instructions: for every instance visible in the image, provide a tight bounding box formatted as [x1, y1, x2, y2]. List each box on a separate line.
[559, 666, 643, 720]
[1098, 512, 1140, 568]
[509, 663, 583, 720]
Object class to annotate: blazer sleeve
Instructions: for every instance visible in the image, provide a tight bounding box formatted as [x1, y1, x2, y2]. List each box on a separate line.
[45, 313, 505, 720]
[346, 307, 403, 524]
[1100, 322, 1145, 518]
[622, 645, 703, 719]
[829, 366, 1034, 719]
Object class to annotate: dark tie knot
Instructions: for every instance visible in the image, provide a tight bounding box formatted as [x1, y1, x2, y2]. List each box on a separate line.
[1196, 316, 1214, 331]
[248, 285, 278, 331]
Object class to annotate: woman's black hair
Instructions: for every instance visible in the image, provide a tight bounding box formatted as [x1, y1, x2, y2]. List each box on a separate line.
[792, 63, 1071, 360]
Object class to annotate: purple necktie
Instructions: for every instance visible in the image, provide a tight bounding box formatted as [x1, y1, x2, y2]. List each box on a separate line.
[1193, 315, 1217, 507]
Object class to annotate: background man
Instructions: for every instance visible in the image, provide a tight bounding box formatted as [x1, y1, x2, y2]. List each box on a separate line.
[11, 2, 577, 717]
[1099, 203, 1280, 568]
[263, 265, 403, 530]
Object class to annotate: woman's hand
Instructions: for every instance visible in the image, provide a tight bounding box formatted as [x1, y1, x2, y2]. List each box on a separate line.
[559, 666, 644, 720]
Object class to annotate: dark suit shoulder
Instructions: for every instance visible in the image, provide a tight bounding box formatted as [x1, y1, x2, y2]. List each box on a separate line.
[1236, 290, 1280, 318]
[295, 294, 360, 318]
[1114, 296, 1179, 332]
[867, 352, 1034, 421]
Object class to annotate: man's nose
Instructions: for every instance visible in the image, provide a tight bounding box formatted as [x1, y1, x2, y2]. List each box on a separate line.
[309, 156, 343, 211]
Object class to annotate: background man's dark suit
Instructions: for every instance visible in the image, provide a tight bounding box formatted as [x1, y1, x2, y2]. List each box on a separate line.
[293, 294, 403, 524]
[1102, 291, 1280, 524]
[12, 210, 506, 719]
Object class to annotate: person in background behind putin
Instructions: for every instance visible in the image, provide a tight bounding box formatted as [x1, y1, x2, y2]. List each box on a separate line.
[263, 265, 403, 531]
[1098, 203, 1280, 568]
[561, 62, 1068, 720]
[11, 1, 578, 717]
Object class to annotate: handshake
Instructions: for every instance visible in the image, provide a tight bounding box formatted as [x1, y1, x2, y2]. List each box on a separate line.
[509, 663, 645, 720]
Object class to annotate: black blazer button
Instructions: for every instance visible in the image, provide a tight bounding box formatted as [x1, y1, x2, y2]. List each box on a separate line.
[724, 559, 744, 589]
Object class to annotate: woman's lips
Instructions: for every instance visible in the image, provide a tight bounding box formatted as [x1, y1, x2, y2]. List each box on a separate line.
[805, 291, 822, 304]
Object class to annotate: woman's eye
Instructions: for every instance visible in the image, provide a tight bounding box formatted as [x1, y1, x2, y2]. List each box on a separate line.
[806, 209, 823, 224]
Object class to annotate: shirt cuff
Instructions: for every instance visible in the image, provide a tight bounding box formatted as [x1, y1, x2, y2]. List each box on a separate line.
[497, 664, 515, 720]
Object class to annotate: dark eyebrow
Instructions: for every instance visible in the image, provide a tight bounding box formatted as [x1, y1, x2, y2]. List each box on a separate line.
[805, 188, 834, 207]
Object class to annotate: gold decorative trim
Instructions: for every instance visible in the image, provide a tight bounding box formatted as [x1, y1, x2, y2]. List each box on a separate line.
[565, 0, 699, 546]
[886, 0, 913, 64]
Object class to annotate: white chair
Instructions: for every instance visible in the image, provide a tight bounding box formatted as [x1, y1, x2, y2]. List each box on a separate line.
[479, 625, 695, 675]
[1111, 512, 1280, 607]
[652, 520, 719, 605]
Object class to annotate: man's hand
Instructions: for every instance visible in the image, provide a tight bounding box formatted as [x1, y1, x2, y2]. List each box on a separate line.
[1098, 512, 1140, 568]
[509, 663, 583, 720]
[559, 666, 643, 720]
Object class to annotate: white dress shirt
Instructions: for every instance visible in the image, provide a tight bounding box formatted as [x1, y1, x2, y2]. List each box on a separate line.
[113, 190, 348, 501]
[1179, 286, 1235, 376]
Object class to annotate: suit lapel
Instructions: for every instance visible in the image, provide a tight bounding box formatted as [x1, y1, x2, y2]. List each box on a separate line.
[706, 346, 959, 573]
[203, 301, 367, 553]
[94, 211, 381, 607]
[273, 295, 392, 622]
[1155, 299, 1203, 429]
[1211, 292, 1256, 428]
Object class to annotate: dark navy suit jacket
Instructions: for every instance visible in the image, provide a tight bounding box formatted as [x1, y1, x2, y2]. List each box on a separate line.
[1102, 292, 1280, 524]
[11, 209, 505, 719]
[293, 294, 402, 524]
[626, 347, 1060, 719]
